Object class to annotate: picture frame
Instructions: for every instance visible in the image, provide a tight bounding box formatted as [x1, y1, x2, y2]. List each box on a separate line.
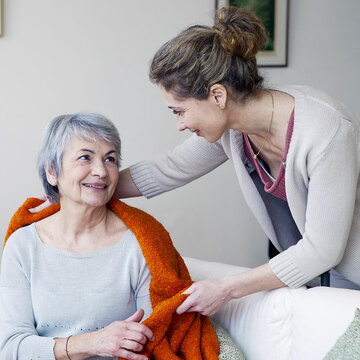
[215, 0, 289, 67]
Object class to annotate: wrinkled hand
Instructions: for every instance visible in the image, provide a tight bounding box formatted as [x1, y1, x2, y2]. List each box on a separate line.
[29, 195, 52, 213]
[93, 309, 154, 360]
[176, 278, 233, 316]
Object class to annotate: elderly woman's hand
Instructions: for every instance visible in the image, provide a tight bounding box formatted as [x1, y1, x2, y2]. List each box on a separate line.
[176, 278, 233, 316]
[92, 309, 154, 360]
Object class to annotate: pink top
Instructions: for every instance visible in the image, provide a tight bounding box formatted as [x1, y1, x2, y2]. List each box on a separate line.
[243, 109, 295, 201]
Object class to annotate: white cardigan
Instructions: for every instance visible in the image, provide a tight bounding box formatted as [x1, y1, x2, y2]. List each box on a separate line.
[130, 86, 360, 288]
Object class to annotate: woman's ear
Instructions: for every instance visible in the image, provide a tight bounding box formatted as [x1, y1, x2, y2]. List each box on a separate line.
[45, 168, 58, 187]
[209, 84, 228, 109]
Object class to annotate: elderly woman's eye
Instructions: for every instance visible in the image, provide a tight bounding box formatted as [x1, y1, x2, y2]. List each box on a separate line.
[79, 155, 90, 160]
[105, 156, 116, 163]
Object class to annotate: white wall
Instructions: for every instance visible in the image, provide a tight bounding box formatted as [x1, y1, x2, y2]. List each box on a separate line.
[0, 0, 359, 267]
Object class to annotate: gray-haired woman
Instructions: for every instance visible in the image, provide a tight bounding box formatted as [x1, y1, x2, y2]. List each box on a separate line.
[0, 113, 154, 360]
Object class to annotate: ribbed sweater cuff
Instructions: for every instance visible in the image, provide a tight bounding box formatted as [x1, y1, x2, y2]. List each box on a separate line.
[40, 338, 56, 359]
[269, 252, 312, 288]
[19, 337, 56, 360]
[130, 161, 164, 199]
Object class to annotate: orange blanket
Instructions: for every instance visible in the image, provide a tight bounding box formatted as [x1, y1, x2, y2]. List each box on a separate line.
[4, 197, 219, 360]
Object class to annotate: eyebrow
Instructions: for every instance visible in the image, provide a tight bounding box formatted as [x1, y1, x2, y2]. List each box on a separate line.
[78, 149, 116, 156]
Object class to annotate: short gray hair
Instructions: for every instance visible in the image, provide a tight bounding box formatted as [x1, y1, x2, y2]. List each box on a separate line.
[37, 112, 121, 203]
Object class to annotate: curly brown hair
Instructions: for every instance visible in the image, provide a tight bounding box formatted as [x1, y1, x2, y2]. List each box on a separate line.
[149, 6, 266, 102]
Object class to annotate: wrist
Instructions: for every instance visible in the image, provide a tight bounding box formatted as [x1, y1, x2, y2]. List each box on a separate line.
[223, 275, 242, 300]
[226, 263, 286, 300]
[54, 332, 96, 360]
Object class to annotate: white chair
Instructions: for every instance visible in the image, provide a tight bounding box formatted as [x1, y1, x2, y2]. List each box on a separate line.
[184, 257, 360, 360]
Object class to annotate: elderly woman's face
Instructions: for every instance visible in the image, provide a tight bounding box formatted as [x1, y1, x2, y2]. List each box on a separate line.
[53, 135, 119, 207]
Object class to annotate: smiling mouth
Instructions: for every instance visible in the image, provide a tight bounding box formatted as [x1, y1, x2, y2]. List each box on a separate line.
[83, 183, 107, 189]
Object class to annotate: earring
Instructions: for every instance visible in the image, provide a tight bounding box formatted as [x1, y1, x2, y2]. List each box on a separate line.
[220, 104, 225, 109]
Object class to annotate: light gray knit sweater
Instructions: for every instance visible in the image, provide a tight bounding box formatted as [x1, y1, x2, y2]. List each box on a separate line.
[130, 85, 360, 288]
[0, 224, 152, 360]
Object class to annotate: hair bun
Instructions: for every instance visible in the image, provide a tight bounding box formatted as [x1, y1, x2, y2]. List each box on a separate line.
[214, 6, 266, 58]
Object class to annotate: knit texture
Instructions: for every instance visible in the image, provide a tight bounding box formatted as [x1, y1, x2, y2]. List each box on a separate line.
[211, 321, 245, 360]
[324, 308, 360, 360]
[130, 85, 360, 289]
[4, 197, 219, 360]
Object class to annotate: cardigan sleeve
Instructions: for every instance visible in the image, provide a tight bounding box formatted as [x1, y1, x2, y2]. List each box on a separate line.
[130, 134, 229, 198]
[270, 119, 360, 287]
[0, 237, 56, 359]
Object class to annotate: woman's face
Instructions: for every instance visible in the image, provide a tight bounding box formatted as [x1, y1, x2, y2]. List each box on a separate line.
[49, 136, 119, 208]
[160, 87, 227, 143]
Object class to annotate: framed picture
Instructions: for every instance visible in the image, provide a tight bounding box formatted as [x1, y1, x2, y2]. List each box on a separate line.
[215, 0, 289, 67]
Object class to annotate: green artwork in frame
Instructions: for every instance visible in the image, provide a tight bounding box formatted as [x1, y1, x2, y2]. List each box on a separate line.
[230, 0, 275, 51]
[215, 0, 289, 67]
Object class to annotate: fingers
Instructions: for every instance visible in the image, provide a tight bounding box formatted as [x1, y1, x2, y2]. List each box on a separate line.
[181, 283, 194, 295]
[122, 330, 148, 346]
[121, 338, 145, 352]
[116, 348, 148, 360]
[125, 309, 154, 342]
[176, 295, 196, 315]
[176, 284, 196, 314]
[112, 327, 152, 359]
[176, 280, 230, 316]
[29, 198, 52, 213]
[94, 315, 154, 359]
[125, 308, 144, 323]
[126, 321, 155, 343]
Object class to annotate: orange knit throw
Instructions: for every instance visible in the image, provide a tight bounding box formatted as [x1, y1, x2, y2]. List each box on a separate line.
[4, 197, 219, 360]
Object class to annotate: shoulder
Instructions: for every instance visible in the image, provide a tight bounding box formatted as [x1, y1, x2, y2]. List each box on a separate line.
[279, 85, 358, 125]
[3, 224, 38, 257]
[121, 230, 150, 276]
[1, 225, 37, 286]
[282, 85, 359, 155]
[118, 229, 147, 262]
[122, 229, 143, 252]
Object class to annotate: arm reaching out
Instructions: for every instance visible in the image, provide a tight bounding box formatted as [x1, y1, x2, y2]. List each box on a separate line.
[115, 167, 142, 198]
[176, 263, 285, 316]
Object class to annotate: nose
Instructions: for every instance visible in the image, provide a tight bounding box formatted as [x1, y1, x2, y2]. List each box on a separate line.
[176, 119, 187, 132]
[91, 159, 107, 178]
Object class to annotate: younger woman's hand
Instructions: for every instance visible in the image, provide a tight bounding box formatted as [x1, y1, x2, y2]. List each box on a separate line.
[176, 278, 233, 316]
[92, 309, 154, 360]
[29, 195, 52, 213]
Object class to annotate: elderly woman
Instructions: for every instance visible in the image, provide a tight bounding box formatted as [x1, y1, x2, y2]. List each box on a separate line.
[0, 113, 154, 360]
